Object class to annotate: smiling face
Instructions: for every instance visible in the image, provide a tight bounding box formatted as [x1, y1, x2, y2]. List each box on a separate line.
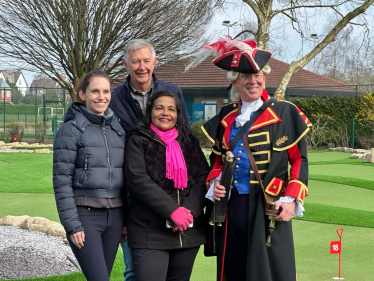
[123, 46, 157, 92]
[151, 96, 177, 132]
[78, 76, 111, 115]
[232, 71, 267, 103]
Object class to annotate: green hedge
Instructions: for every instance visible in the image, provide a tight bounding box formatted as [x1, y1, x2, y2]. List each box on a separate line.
[292, 93, 374, 121]
[292, 94, 374, 148]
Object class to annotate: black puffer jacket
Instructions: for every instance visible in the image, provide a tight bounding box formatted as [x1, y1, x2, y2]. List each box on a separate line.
[124, 125, 210, 250]
[53, 102, 125, 234]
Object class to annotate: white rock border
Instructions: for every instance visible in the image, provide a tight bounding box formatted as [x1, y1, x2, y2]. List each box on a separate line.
[0, 141, 53, 153]
[329, 146, 373, 163]
[0, 215, 67, 243]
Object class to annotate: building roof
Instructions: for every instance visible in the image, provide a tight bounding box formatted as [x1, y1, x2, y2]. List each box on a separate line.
[1, 70, 14, 83]
[156, 56, 358, 93]
[0, 70, 26, 85]
[13, 71, 23, 84]
[0, 79, 11, 89]
[30, 78, 59, 89]
[112, 56, 363, 97]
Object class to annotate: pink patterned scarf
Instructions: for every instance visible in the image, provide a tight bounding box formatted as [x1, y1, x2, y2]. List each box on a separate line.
[150, 124, 188, 190]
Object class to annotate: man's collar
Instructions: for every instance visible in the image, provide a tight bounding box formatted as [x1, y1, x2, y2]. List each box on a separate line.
[129, 81, 153, 95]
[125, 73, 158, 93]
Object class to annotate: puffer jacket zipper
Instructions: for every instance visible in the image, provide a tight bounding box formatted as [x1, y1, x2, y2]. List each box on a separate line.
[79, 155, 89, 183]
[102, 119, 112, 197]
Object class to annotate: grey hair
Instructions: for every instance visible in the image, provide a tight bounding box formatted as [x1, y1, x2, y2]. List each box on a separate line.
[123, 39, 156, 63]
[227, 64, 271, 102]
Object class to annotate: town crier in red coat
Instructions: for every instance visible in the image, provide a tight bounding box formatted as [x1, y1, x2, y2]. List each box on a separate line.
[186, 36, 312, 281]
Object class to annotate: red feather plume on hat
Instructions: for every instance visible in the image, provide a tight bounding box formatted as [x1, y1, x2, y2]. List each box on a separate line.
[186, 36, 257, 71]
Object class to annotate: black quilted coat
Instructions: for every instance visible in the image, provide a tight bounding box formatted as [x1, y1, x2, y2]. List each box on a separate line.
[53, 102, 125, 235]
[125, 125, 210, 250]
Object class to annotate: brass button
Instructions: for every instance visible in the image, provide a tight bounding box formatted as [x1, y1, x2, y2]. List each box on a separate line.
[233, 103, 237, 108]
[238, 150, 242, 154]
[235, 165, 239, 169]
[236, 125, 239, 128]
[240, 143, 244, 147]
[233, 180, 238, 184]
[236, 157, 240, 161]
[272, 186, 277, 190]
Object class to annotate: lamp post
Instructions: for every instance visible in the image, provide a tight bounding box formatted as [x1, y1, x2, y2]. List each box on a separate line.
[310, 34, 319, 72]
[222, 20, 238, 36]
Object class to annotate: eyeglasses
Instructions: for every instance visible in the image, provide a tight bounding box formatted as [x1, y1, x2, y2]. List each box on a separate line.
[240, 73, 263, 82]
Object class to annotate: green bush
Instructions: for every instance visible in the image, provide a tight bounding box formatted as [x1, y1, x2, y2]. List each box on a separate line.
[191, 119, 212, 148]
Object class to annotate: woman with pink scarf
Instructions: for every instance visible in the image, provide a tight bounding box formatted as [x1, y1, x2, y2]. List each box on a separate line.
[124, 90, 210, 281]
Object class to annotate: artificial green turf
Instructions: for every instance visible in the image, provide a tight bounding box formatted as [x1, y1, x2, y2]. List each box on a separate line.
[309, 175, 374, 190]
[0, 193, 59, 222]
[307, 151, 352, 162]
[309, 164, 374, 181]
[5, 220, 374, 281]
[2, 151, 374, 280]
[297, 202, 374, 228]
[0, 153, 53, 193]
[293, 220, 374, 281]
[307, 180, 374, 212]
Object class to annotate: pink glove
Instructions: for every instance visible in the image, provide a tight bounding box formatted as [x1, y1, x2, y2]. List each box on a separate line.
[170, 207, 193, 231]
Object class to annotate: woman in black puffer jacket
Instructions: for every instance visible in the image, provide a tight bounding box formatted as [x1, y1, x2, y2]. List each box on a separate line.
[124, 90, 210, 281]
[53, 70, 125, 281]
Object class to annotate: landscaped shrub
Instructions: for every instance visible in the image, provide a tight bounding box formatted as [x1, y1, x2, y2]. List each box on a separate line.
[7, 121, 25, 142]
[35, 121, 48, 143]
[191, 119, 212, 148]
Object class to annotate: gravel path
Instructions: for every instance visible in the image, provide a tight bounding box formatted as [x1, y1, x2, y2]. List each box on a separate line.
[0, 226, 80, 280]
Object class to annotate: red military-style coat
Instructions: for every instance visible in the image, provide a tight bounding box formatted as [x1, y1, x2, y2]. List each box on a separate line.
[202, 89, 312, 281]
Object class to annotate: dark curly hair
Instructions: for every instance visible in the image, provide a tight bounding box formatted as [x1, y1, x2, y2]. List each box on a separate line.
[141, 90, 190, 145]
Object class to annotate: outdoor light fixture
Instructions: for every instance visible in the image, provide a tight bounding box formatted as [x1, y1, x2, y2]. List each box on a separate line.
[222, 21, 238, 36]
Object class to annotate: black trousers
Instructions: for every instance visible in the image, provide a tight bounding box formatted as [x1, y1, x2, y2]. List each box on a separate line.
[68, 206, 123, 281]
[131, 246, 200, 281]
[225, 187, 249, 281]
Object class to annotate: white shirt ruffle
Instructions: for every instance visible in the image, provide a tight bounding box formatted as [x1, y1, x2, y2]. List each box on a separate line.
[235, 98, 263, 127]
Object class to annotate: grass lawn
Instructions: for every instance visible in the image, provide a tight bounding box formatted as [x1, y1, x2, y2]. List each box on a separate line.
[0, 153, 53, 193]
[1, 151, 374, 280]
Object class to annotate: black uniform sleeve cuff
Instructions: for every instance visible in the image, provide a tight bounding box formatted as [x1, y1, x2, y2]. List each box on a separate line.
[67, 225, 85, 236]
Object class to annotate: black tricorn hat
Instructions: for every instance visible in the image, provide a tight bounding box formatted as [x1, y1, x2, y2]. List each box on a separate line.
[213, 49, 271, 73]
[185, 36, 272, 74]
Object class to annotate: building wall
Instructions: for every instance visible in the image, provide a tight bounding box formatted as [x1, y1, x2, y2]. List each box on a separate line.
[15, 75, 28, 96]
[193, 97, 228, 112]
[0, 89, 12, 102]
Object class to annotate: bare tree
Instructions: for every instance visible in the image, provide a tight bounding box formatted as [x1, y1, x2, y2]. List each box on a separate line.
[228, 0, 374, 97]
[0, 0, 222, 99]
